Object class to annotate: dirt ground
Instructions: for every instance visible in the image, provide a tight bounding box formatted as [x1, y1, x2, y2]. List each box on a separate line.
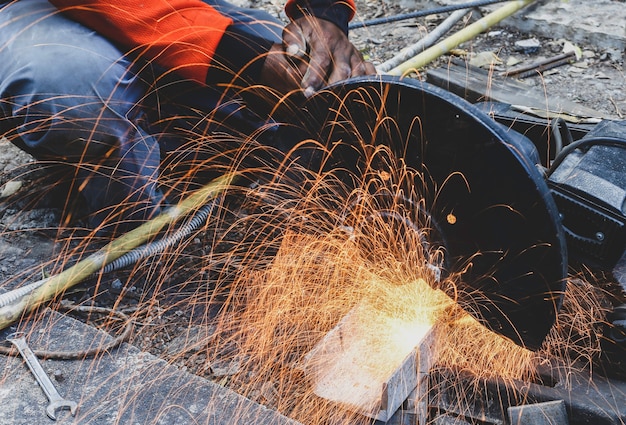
[0, 0, 624, 395]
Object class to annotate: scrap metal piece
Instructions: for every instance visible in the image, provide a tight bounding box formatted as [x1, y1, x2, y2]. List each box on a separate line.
[503, 51, 576, 79]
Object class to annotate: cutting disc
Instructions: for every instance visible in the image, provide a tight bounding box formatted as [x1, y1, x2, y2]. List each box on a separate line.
[277, 75, 567, 350]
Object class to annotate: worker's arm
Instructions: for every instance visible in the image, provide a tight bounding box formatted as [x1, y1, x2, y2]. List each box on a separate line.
[49, 0, 374, 93]
[276, 0, 375, 95]
[285, 0, 355, 34]
[277, 13, 376, 96]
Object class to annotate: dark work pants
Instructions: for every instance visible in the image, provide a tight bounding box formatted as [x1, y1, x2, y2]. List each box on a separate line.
[0, 0, 283, 234]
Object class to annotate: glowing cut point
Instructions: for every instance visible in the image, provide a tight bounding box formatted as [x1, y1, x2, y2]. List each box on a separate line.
[303, 279, 438, 422]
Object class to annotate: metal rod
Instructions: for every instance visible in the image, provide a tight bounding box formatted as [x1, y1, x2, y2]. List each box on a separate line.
[377, 8, 471, 73]
[502, 51, 576, 78]
[349, 0, 511, 30]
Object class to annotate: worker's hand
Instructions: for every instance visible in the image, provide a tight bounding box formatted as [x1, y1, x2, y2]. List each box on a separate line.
[260, 15, 376, 96]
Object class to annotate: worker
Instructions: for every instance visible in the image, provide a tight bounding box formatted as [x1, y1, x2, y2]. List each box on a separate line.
[0, 0, 375, 235]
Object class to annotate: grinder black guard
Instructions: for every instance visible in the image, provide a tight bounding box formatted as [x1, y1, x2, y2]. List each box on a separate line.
[274, 76, 568, 350]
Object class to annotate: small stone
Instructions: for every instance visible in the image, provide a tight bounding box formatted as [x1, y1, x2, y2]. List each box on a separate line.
[506, 56, 522, 67]
[469, 51, 502, 68]
[165, 325, 216, 356]
[582, 50, 596, 59]
[52, 369, 65, 382]
[211, 359, 240, 377]
[0, 181, 22, 198]
[514, 38, 541, 54]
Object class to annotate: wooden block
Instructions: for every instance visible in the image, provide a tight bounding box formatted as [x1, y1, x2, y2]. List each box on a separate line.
[303, 300, 436, 422]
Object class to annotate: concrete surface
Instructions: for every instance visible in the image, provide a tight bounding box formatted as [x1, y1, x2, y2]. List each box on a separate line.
[430, 0, 626, 59]
[0, 310, 300, 425]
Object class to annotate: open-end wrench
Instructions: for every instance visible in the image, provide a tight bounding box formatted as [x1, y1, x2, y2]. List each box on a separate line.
[7, 333, 78, 420]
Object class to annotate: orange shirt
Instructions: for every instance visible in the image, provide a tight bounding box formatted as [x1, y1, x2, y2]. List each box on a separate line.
[49, 0, 355, 84]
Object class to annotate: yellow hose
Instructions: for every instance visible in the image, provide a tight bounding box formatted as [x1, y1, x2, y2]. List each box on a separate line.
[0, 173, 235, 330]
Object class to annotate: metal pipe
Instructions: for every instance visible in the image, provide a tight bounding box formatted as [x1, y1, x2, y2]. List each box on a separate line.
[349, 0, 511, 30]
[387, 0, 536, 77]
[377, 8, 471, 73]
[503, 51, 576, 78]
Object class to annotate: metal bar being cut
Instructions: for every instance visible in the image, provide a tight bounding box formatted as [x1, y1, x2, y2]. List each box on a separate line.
[303, 280, 438, 422]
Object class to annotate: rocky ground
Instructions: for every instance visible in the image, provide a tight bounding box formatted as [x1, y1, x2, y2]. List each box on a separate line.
[0, 0, 624, 402]
[348, 0, 625, 119]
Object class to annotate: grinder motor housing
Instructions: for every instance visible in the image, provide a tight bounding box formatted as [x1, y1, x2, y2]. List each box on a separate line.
[547, 120, 626, 272]
[546, 120, 626, 374]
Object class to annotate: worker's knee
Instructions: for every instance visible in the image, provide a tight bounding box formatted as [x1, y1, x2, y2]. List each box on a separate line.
[0, 0, 147, 157]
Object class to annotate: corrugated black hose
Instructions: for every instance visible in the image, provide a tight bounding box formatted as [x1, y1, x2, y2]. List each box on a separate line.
[99, 198, 220, 274]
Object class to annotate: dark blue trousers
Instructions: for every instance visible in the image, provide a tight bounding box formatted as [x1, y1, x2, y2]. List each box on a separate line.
[0, 0, 282, 234]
